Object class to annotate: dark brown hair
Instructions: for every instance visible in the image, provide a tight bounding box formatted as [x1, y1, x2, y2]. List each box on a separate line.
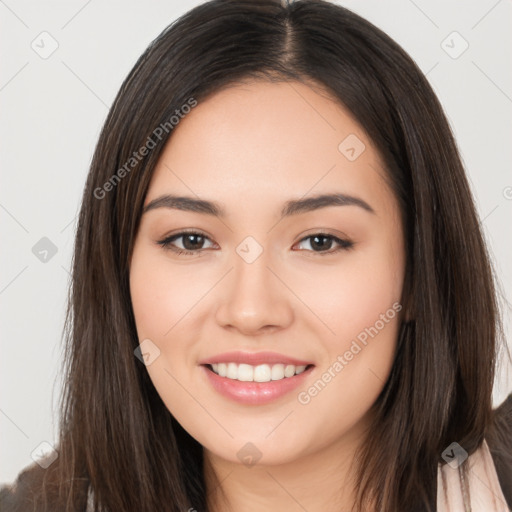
[2, 0, 511, 510]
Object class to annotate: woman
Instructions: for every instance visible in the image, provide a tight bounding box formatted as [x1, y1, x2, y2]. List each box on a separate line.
[1, 0, 511, 510]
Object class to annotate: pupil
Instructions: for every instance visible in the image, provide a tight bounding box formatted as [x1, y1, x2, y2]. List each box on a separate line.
[311, 235, 331, 251]
[183, 234, 203, 250]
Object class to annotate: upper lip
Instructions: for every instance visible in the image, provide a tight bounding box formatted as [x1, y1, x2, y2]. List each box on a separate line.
[199, 351, 314, 367]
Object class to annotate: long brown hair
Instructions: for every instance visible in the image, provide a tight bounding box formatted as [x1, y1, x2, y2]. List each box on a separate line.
[8, 0, 511, 510]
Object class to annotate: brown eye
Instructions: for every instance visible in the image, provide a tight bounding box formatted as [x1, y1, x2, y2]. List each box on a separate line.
[295, 233, 354, 254]
[157, 231, 215, 254]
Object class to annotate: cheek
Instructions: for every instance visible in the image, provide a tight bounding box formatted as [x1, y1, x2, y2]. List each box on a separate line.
[292, 243, 404, 347]
[129, 246, 205, 415]
[129, 247, 209, 340]
[289, 232, 404, 407]
[294, 281, 402, 446]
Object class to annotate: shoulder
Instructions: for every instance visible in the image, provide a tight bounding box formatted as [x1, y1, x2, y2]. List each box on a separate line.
[0, 458, 89, 512]
[437, 394, 512, 512]
[487, 393, 512, 510]
[0, 461, 49, 512]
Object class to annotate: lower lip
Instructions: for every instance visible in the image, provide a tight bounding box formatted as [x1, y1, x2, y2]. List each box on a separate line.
[200, 364, 314, 405]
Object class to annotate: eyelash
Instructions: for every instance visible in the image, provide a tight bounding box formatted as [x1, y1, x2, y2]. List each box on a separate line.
[156, 230, 354, 256]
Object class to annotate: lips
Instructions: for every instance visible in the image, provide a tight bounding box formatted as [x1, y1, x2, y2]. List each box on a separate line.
[199, 350, 313, 367]
[199, 351, 315, 405]
[201, 363, 314, 405]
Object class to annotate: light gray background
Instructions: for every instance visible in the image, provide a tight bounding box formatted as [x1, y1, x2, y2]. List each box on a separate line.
[1, 0, 511, 485]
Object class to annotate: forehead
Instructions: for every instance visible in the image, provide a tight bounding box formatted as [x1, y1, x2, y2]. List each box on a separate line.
[145, 80, 392, 217]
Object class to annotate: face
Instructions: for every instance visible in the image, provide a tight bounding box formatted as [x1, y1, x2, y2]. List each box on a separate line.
[129, 79, 406, 467]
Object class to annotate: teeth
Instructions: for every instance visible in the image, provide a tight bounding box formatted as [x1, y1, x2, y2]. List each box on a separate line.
[208, 362, 308, 382]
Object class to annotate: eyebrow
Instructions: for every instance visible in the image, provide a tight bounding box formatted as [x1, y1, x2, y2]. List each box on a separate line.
[142, 192, 375, 218]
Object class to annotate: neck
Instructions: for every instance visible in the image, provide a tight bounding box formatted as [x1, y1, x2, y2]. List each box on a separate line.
[203, 419, 371, 512]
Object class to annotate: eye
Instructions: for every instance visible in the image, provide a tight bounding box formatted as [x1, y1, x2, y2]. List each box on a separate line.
[157, 230, 216, 255]
[293, 233, 354, 255]
[157, 230, 354, 256]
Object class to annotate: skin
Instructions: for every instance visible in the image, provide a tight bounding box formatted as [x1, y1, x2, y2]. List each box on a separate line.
[129, 79, 406, 512]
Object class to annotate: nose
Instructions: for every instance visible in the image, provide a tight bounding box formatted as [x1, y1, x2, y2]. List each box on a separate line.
[214, 249, 294, 336]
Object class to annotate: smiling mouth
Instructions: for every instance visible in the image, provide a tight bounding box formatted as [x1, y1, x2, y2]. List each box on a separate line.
[204, 362, 314, 382]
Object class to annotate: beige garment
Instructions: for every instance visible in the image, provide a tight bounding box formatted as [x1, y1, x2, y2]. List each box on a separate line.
[437, 439, 509, 511]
